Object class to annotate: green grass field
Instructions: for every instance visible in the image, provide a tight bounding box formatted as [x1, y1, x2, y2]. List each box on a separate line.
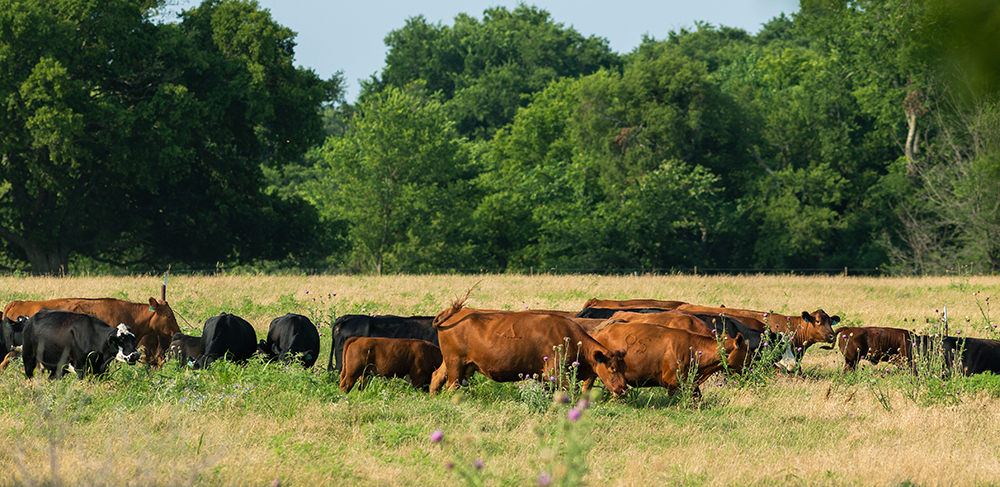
[1, 273, 999, 486]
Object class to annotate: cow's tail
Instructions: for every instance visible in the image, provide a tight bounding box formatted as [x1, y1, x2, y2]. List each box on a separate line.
[434, 282, 479, 328]
[327, 316, 349, 373]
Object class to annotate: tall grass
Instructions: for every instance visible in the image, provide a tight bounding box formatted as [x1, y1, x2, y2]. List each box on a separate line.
[1, 274, 1000, 485]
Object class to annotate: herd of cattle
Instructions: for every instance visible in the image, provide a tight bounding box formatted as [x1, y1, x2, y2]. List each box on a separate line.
[1, 293, 999, 394]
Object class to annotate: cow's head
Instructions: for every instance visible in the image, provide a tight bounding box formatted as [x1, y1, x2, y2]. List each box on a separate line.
[148, 297, 181, 335]
[592, 349, 628, 397]
[112, 324, 140, 365]
[1, 316, 25, 351]
[801, 309, 839, 345]
[722, 333, 750, 373]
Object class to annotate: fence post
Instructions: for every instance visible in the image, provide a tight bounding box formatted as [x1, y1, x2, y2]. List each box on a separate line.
[694, 266, 698, 276]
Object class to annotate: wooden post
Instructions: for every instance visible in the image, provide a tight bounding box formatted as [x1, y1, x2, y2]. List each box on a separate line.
[694, 266, 698, 276]
[844, 267, 848, 277]
[161, 271, 168, 301]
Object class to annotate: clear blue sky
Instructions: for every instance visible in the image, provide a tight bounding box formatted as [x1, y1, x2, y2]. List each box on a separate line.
[164, 1, 800, 101]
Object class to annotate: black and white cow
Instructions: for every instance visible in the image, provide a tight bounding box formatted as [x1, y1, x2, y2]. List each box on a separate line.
[21, 310, 139, 379]
[327, 314, 437, 372]
[169, 332, 203, 366]
[194, 313, 257, 369]
[257, 313, 321, 368]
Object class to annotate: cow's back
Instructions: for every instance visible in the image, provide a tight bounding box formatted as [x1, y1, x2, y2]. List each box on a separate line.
[197, 313, 257, 368]
[581, 299, 685, 311]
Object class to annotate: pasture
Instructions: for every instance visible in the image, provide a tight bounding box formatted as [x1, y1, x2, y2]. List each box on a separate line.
[0, 273, 999, 486]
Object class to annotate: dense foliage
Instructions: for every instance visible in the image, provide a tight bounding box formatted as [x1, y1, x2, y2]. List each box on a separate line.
[3, 0, 999, 274]
[0, 0, 341, 274]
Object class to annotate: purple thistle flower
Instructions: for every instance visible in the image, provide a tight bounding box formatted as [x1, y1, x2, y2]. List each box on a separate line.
[571, 361, 580, 367]
[538, 471, 553, 486]
[543, 356, 549, 361]
[430, 429, 444, 443]
[305, 290, 309, 294]
[446, 461, 455, 471]
[567, 408, 582, 422]
[474, 459, 484, 470]
[576, 398, 589, 410]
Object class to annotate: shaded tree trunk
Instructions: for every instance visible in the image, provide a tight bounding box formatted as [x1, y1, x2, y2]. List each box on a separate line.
[0, 225, 71, 275]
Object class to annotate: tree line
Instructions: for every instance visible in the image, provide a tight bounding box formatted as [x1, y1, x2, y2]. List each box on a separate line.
[2, 0, 998, 275]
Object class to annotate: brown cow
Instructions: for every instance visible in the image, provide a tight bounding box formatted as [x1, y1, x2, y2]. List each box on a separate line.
[833, 326, 914, 372]
[339, 337, 443, 393]
[591, 321, 747, 395]
[581, 299, 686, 311]
[429, 303, 628, 396]
[676, 304, 839, 361]
[614, 310, 798, 372]
[3, 297, 180, 366]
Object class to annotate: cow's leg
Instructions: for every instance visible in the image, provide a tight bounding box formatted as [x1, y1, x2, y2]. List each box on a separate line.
[445, 357, 467, 391]
[338, 363, 358, 393]
[22, 347, 36, 379]
[429, 362, 448, 395]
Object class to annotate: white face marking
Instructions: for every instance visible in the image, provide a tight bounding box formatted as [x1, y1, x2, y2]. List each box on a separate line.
[115, 346, 129, 363]
[777, 342, 797, 372]
[116, 323, 133, 338]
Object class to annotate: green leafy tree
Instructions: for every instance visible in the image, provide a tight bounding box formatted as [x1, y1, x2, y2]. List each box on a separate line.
[0, 0, 340, 274]
[322, 87, 467, 274]
[370, 5, 620, 140]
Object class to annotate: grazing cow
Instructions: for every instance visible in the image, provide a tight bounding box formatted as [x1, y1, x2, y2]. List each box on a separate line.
[591, 321, 747, 396]
[609, 311, 796, 371]
[3, 297, 181, 366]
[339, 337, 443, 393]
[0, 316, 26, 369]
[676, 304, 839, 361]
[21, 310, 140, 379]
[169, 332, 203, 366]
[328, 315, 437, 372]
[257, 313, 321, 368]
[832, 326, 914, 372]
[429, 303, 628, 396]
[916, 335, 1000, 376]
[195, 313, 257, 369]
[580, 299, 686, 311]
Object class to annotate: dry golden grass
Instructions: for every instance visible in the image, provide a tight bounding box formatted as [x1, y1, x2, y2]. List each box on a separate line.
[0, 273, 998, 486]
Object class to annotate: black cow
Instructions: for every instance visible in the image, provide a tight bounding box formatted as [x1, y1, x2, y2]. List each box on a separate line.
[0, 316, 26, 369]
[195, 313, 257, 369]
[576, 308, 669, 319]
[169, 332, 203, 366]
[21, 310, 140, 379]
[327, 314, 437, 372]
[257, 313, 321, 368]
[918, 335, 1000, 376]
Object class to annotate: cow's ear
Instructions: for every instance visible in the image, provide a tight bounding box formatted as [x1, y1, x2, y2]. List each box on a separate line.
[148, 297, 157, 312]
[593, 350, 607, 365]
[801, 311, 814, 323]
[734, 333, 745, 349]
[832, 315, 841, 326]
